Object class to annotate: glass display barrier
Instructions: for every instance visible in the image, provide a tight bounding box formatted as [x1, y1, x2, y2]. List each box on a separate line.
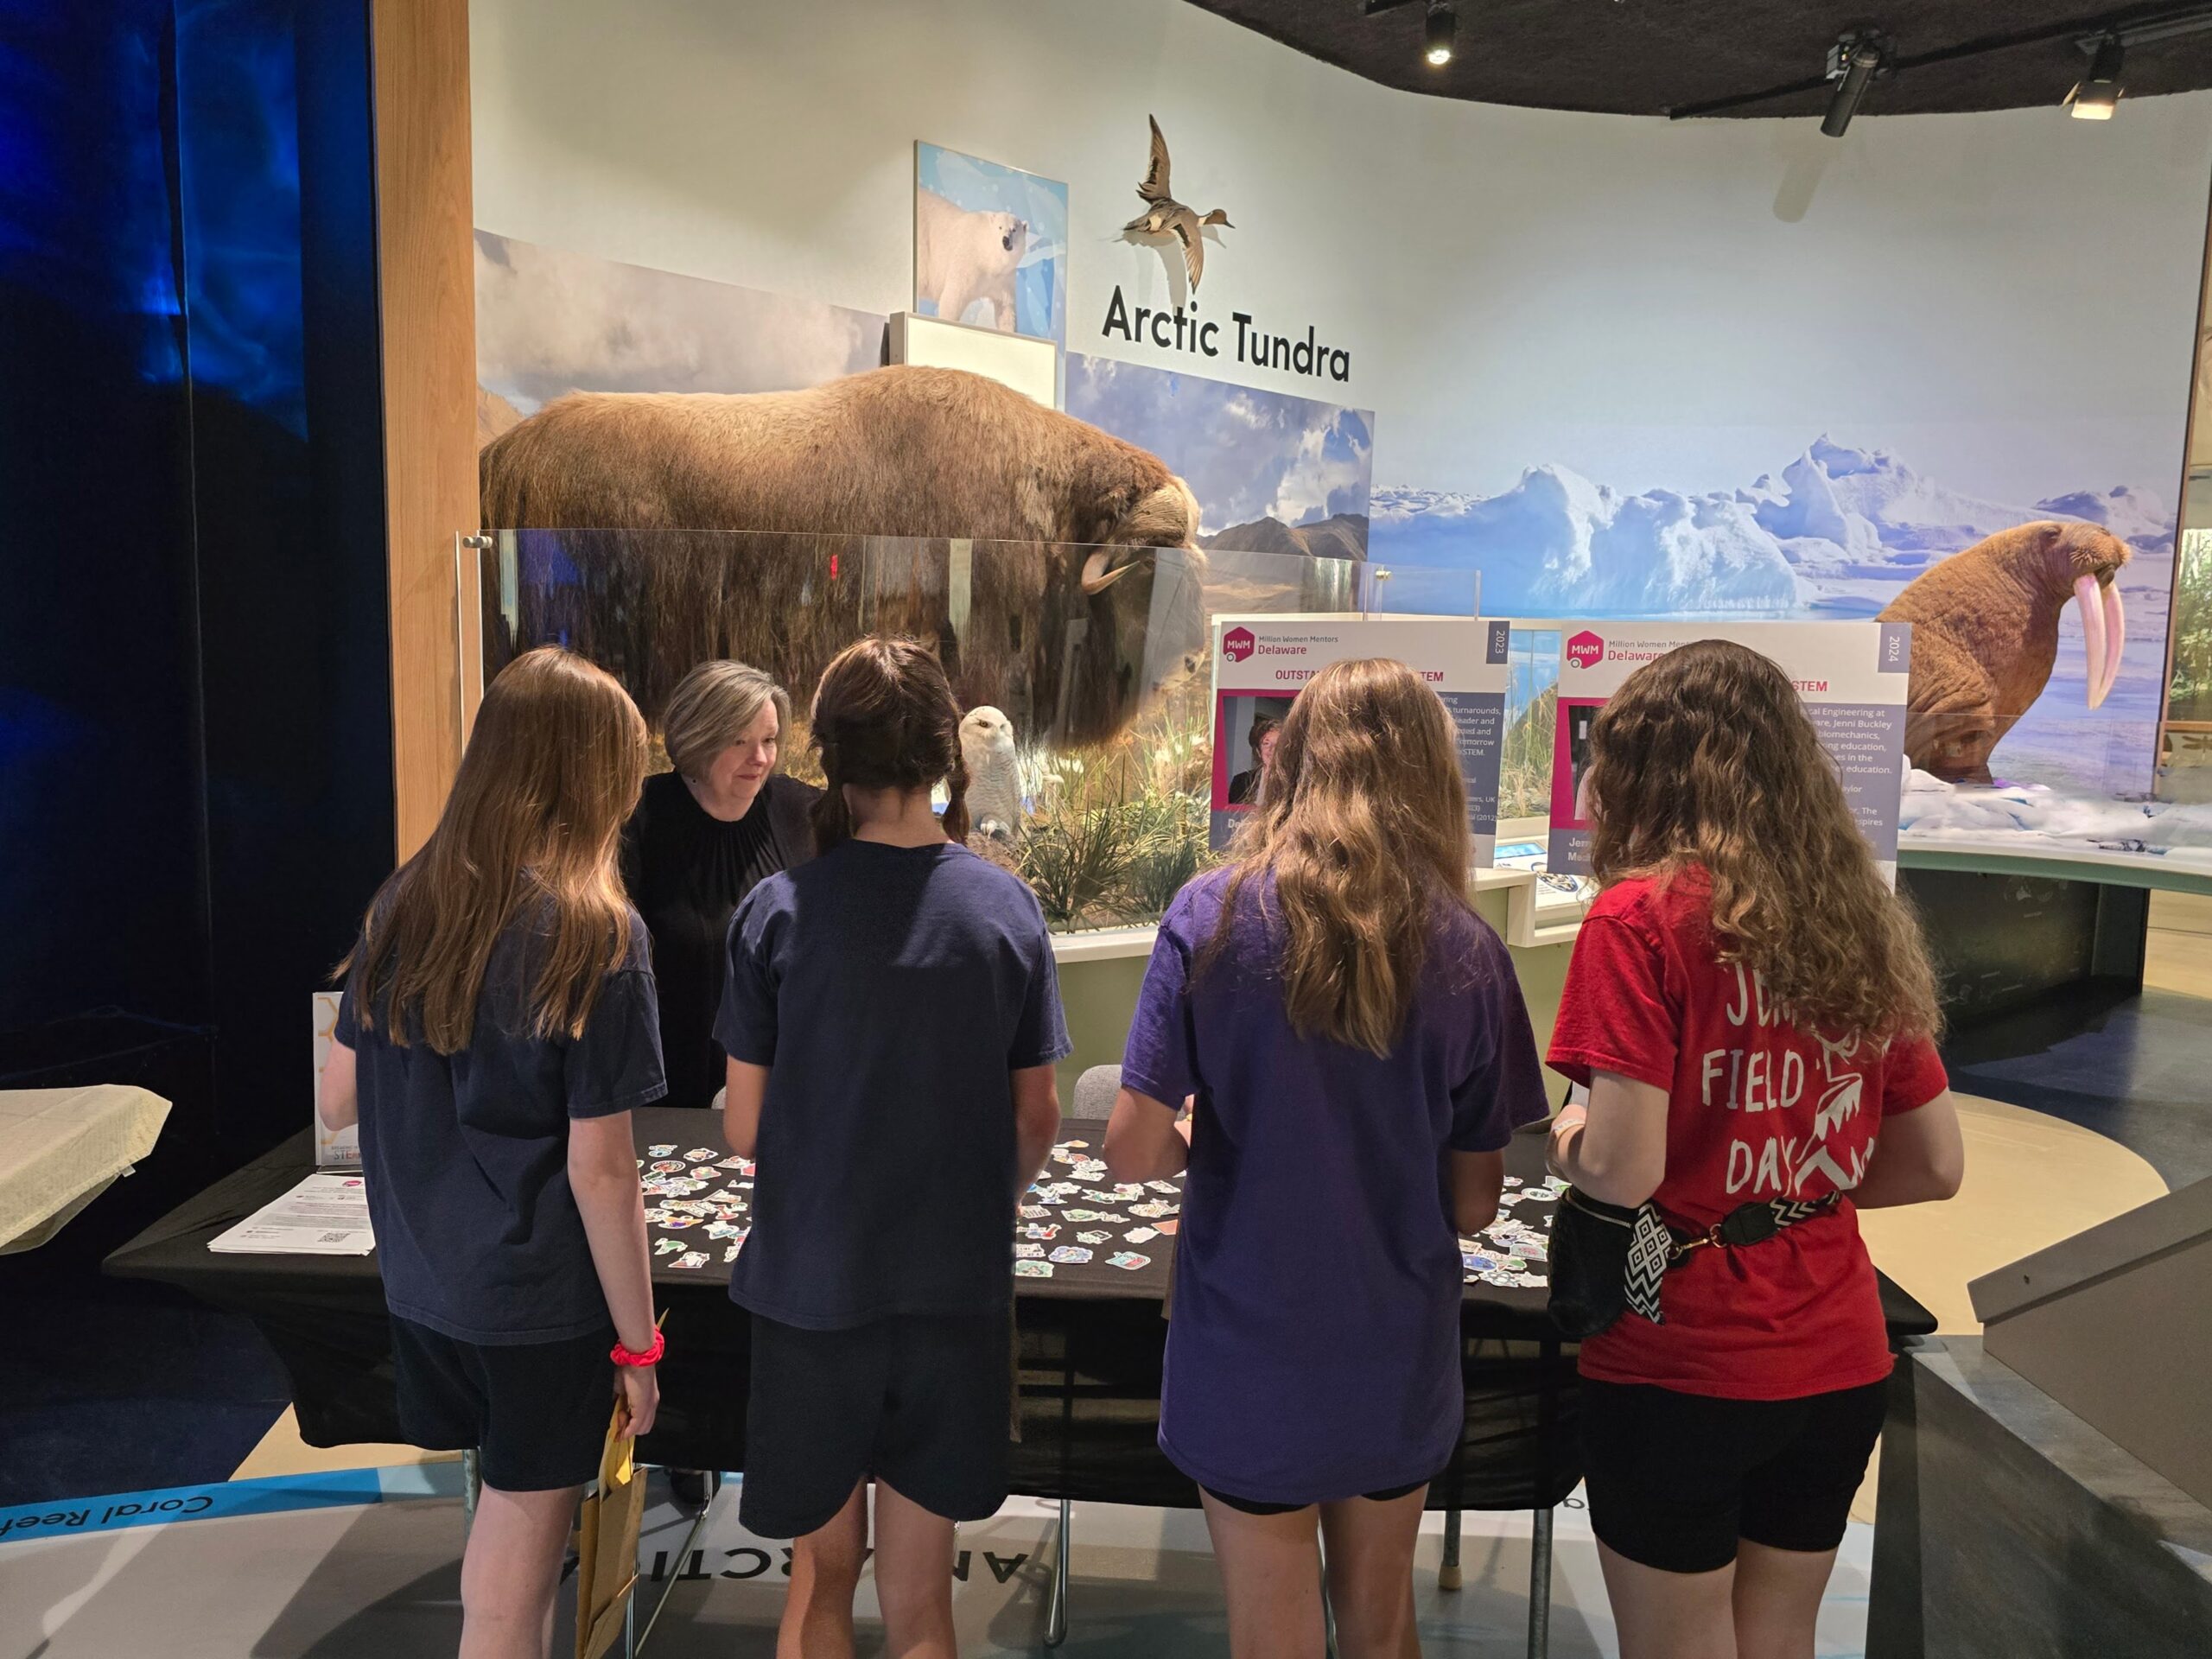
[2168, 516, 2211, 804]
[476, 530, 1480, 931]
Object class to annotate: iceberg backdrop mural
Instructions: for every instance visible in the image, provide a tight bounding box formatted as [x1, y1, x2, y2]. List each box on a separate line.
[1370, 435, 2176, 806]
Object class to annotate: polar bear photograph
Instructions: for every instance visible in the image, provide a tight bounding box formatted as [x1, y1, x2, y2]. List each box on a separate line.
[913, 142, 1067, 344]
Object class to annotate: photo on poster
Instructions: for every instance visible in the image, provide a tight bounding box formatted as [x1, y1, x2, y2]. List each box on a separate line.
[913, 143, 1068, 345]
[474, 231, 887, 442]
[1551, 700, 1601, 830]
[1215, 694, 1294, 808]
[1065, 353, 1373, 555]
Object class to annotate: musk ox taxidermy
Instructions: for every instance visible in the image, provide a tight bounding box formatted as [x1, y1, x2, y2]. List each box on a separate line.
[479, 366, 1202, 744]
[1878, 520, 2131, 784]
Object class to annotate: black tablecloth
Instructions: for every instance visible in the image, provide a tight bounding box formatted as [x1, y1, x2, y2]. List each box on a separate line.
[106, 1109, 1932, 1511]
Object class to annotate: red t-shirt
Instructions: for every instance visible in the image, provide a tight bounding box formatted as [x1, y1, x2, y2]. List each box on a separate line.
[1547, 872, 1948, 1401]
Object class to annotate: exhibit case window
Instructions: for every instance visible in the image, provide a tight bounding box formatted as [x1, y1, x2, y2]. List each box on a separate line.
[2169, 500, 2212, 804]
[476, 530, 1476, 931]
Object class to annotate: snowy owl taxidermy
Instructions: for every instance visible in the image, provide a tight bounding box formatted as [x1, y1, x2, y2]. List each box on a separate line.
[959, 706, 1024, 840]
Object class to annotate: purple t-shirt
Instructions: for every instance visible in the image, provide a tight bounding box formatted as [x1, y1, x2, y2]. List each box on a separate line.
[1121, 868, 1549, 1504]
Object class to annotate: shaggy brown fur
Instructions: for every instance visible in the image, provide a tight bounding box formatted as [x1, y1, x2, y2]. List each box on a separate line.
[478, 367, 1201, 742]
[1878, 521, 2131, 783]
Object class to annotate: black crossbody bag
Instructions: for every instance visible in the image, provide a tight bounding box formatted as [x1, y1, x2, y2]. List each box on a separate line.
[1544, 1088, 1839, 1339]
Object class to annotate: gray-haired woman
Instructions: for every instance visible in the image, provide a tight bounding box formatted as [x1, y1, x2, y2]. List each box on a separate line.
[622, 661, 820, 1110]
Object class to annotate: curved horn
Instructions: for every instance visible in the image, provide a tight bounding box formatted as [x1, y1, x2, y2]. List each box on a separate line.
[1081, 550, 1140, 594]
[2074, 574, 2109, 709]
[2098, 580, 2126, 709]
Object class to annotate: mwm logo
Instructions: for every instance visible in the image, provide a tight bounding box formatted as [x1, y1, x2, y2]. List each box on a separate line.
[1567, 630, 1605, 669]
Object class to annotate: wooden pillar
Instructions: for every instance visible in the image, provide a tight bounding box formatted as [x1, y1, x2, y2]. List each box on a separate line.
[371, 0, 476, 857]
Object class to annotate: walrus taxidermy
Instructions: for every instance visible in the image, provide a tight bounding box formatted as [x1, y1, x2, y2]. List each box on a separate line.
[1878, 521, 2130, 784]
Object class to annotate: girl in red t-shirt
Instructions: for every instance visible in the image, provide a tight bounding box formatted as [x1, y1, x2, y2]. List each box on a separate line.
[1546, 639, 1964, 1659]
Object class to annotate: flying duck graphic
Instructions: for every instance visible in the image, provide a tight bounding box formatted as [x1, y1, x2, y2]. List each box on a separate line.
[1122, 115, 1233, 290]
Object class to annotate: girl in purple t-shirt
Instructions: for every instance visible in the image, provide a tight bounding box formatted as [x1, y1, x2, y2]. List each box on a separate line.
[1107, 657, 1548, 1659]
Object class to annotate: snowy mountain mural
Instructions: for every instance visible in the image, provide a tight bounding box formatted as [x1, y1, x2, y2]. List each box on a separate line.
[1370, 437, 2177, 798]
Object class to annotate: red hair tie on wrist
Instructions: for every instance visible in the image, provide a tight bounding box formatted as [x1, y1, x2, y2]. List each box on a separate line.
[611, 1330, 665, 1368]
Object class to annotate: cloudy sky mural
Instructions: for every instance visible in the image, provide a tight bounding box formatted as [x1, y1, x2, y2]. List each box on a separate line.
[1065, 353, 1373, 538]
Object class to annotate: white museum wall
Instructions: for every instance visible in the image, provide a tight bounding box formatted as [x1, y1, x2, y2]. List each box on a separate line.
[470, 0, 2212, 828]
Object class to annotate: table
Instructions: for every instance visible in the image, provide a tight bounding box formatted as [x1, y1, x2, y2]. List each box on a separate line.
[107, 1110, 1579, 1495]
[109, 1109, 1934, 1656]
[1, 1085, 171, 1254]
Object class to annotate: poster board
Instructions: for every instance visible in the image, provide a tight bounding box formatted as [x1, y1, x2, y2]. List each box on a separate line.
[1543, 620, 1911, 877]
[312, 992, 359, 1170]
[1208, 614, 1510, 862]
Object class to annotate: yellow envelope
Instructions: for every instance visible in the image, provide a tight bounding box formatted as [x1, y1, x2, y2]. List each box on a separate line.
[575, 1404, 644, 1659]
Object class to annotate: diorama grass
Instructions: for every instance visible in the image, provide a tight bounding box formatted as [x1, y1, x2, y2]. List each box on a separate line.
[1013, 705, 1221, 931]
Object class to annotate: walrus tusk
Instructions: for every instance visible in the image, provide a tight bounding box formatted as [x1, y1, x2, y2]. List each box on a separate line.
[2075, 575, 2108, 709]
[1081, 550, 1140, 594]
[2098, 581, 2125, 709]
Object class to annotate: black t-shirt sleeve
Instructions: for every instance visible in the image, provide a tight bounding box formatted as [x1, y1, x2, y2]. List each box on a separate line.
[334, 980, 359, 1048]
[565, 969, 668, 1118]
[1008, 916, 1073, 1071]
[715, 893, 781, 1068]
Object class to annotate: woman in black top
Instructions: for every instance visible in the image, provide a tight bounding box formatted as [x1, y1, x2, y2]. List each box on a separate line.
[623, 660, 819, 1109]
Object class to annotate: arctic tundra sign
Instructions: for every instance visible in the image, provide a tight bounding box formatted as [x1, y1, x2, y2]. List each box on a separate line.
[1545, 621, 1912, 878]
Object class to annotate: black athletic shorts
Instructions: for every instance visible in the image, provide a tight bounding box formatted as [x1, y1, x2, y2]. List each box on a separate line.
[390, 1315, 616, 1493]
[740, 1311, 1013, 1540]
[1201, 1476, 1432, 1516]
[1579, 1374, 1890, 1574]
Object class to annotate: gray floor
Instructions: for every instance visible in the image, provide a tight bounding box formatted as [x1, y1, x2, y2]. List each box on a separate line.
[0, 1478, 1889, 1658]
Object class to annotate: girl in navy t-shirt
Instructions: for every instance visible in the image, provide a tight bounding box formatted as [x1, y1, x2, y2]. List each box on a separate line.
[319, 648, 668, 1655]
[1547, 639, 1963, 1659]
[715, 637, 1070, 1656]
[1108, 658, 1549, 1659]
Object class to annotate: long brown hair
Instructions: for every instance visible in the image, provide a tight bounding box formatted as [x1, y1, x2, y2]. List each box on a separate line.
[807, 637, 970, 850]
[1586, 638, 1942, 1041]
[1205, 658, 1472, 1058]
[344, 647, 649, 1053]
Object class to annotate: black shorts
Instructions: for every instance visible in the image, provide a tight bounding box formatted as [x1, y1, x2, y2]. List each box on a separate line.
[740, 1311, 1012, 1539]
[1579, 1375, 1890, 1574]
[390, 1316, 616, 1493]
[1201, 1476, 1431, 1516]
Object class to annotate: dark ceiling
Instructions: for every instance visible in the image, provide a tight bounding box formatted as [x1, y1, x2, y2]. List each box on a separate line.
[1182, 2, 2212, 118]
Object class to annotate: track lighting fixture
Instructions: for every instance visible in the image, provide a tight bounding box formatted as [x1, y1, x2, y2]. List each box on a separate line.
[1821, 31, 1886, 138]
[1425, 2, 1455, 67]
[2068, 35, 2124, 119]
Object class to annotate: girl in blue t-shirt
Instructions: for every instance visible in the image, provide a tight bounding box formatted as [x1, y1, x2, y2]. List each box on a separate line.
[716, 637, 1071, 1656]
[1108, 657, 1549, 1659]
[318, 647, 669, 1657]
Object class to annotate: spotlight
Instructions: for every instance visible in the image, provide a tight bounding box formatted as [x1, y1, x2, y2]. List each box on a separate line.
[2069, 35, 2124, 120]
[1821, 32, 1886, 138]
[1425, 2, 1455, 67]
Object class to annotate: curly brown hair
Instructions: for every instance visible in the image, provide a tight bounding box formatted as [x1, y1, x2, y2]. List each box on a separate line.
[1586, 638, 1942, 1042]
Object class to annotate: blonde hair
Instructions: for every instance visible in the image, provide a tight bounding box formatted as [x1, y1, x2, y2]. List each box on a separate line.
[343, 648, 649, 1053]
[661, 660, 791, 780]
[1203, 658, 1471, 1057]
[1586, 638, 1942, 1042]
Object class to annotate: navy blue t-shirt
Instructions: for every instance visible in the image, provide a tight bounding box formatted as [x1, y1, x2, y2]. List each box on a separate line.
[336, 905, 667, 1344]
[715, 838, 1071, 1329]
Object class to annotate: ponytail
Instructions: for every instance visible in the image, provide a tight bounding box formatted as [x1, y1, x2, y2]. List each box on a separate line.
[940, 748, 971, 844]
[810, 737, 859, 852]
[807, 638, 970, 847]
